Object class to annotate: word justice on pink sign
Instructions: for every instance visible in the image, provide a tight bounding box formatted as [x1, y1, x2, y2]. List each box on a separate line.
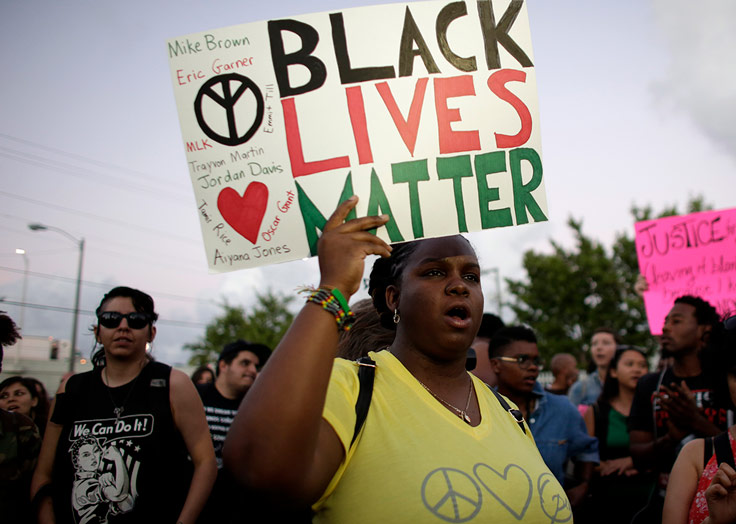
[635, 207, 736, 335]
[168, 0, 547, 272]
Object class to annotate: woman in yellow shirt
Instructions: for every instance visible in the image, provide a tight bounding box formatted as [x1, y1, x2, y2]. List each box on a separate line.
[225, 198, 569, 522]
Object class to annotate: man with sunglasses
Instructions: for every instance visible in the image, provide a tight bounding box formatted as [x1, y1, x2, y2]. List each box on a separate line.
[490, 326, 598, 513]
[196, 340, 270, 523]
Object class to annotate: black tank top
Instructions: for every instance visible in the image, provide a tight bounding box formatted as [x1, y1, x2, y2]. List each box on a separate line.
[51, 361, 192, 524]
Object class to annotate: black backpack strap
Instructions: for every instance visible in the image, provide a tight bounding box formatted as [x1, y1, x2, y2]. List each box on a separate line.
[488, 386, 526, 435]
[714, 431, 736, 470]
[351, 356, 376, 447]
[350, 360, 526, 446]
[593, 402, 610, 458]
[704, 436, 715, 469]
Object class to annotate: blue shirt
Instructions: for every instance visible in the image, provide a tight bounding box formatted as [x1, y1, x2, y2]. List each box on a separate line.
[567, 372, 602, 406]
[527, 382, 599, 486]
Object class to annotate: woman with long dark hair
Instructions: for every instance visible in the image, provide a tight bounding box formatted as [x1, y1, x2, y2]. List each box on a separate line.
[582, 345, 652, 523]
[30, 286, 216, 524]
[0, 376, 50, 436]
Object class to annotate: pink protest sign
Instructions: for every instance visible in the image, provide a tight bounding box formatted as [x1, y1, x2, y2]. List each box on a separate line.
[635, 208, 736, 334]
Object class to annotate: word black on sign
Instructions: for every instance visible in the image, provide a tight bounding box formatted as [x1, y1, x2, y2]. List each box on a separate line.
[194, 73, 264, 146]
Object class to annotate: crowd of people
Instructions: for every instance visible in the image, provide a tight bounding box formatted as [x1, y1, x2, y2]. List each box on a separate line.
[0, 199, 734, 523]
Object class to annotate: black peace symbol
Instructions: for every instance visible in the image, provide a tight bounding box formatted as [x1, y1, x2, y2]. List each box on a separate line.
[194, 73, 264, 146]
[421, 467, 482, 523]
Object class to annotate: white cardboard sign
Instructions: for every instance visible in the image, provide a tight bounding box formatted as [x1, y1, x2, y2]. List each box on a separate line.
[168, 0, 546, 272]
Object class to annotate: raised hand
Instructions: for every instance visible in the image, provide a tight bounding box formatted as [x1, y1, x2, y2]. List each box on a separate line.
[705, 462, 736, 524]
[317, 196, 391, 297]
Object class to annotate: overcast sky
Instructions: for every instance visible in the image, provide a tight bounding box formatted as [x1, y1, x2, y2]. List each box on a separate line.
[1, 0, 734, 366]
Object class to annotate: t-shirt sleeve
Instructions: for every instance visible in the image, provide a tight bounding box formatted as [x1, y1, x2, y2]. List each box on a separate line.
[628, 373, 657, 433]
[566, 403, 599, 463]
[313, 358, 361, 510]
[321, 358, 360, 456]
[568, 380, 583, 406]
[50, 392, 70, 425]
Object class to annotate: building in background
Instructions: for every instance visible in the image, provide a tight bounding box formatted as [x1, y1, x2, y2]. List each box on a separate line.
[0, 336, 92, 394]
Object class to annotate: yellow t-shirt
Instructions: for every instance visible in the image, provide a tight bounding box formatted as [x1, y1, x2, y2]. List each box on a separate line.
[314, 351, 571, 523]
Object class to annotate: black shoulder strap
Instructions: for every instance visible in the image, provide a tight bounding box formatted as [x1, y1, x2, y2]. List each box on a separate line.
[714, 431, 736, 470]
[350, 359, 526, 448]
[593, 402, 610, 458]
[705, 436, 715, 469]
[488, 386, 526, 435]
[351, 356, 376, 447]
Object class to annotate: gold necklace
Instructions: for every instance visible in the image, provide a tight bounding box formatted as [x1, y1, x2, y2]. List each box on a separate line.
[418, 376, 473, 425]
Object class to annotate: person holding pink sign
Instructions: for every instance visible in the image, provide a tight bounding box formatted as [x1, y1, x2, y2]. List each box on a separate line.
[662, 314, 736, 524]
[628, 296, 730, 522]
[224, 197, 570, 523]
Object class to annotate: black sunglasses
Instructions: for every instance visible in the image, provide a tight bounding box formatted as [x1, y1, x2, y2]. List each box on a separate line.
[98, 311, 152, 330]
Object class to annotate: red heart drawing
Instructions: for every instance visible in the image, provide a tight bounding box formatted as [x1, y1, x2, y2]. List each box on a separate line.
[217, 182, 268, 244]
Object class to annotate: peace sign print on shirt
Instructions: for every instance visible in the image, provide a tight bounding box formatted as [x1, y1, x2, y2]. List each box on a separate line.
[420, 463, 572, 522]
[421, 468, 482, 522]
[194, 73, 264, 146]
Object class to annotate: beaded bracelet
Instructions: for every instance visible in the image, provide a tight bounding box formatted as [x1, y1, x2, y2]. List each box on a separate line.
[304, 287, 355, 331]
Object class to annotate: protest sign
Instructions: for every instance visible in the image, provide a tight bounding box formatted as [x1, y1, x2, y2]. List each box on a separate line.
[168, 0, 546, 272]
[635, 208, 736, 334]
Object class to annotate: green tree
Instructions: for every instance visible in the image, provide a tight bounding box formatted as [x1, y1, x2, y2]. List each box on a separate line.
[506, 196, 710, 365]
[185, 290, 295, 366]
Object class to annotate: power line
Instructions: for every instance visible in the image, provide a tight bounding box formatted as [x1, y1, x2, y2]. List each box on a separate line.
[0, 133, 183, 190]
[0, 147, 191, 205]
[0, 147, 188, 204]
[0, 192, 197, 244]
[1, 203, 215, 279]
[91, 246, 206, 274]
[1, 212, 207, 274]
[0, 266, 219, 307]
[0, 299, 209, 328]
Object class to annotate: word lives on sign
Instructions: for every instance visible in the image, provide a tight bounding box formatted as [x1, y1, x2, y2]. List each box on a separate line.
[635, 207, 736, 335]
[168, 0, 547, 272]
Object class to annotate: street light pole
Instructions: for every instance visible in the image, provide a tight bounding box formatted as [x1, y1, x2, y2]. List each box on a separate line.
[70, 238, 85, 373]
[28, 224, 85, 373]
[14, 248, 29, 366]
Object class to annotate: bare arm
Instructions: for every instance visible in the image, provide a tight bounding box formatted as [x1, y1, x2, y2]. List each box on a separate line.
[630, 428, 679, 472]
[223, 197, 391, 504]
[583, 405, 595, 437]
[566, 461, 595, 509]
[30, 378, 70, 524]
[100, 446, 129, 500]
[662, 438, 703, 524]
[170, 369, 217, 524]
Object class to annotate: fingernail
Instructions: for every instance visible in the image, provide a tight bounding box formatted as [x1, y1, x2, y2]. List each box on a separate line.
[348, 195, 358, 202]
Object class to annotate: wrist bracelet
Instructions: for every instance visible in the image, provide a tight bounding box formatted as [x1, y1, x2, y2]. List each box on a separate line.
[303, 287, 355, 332]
